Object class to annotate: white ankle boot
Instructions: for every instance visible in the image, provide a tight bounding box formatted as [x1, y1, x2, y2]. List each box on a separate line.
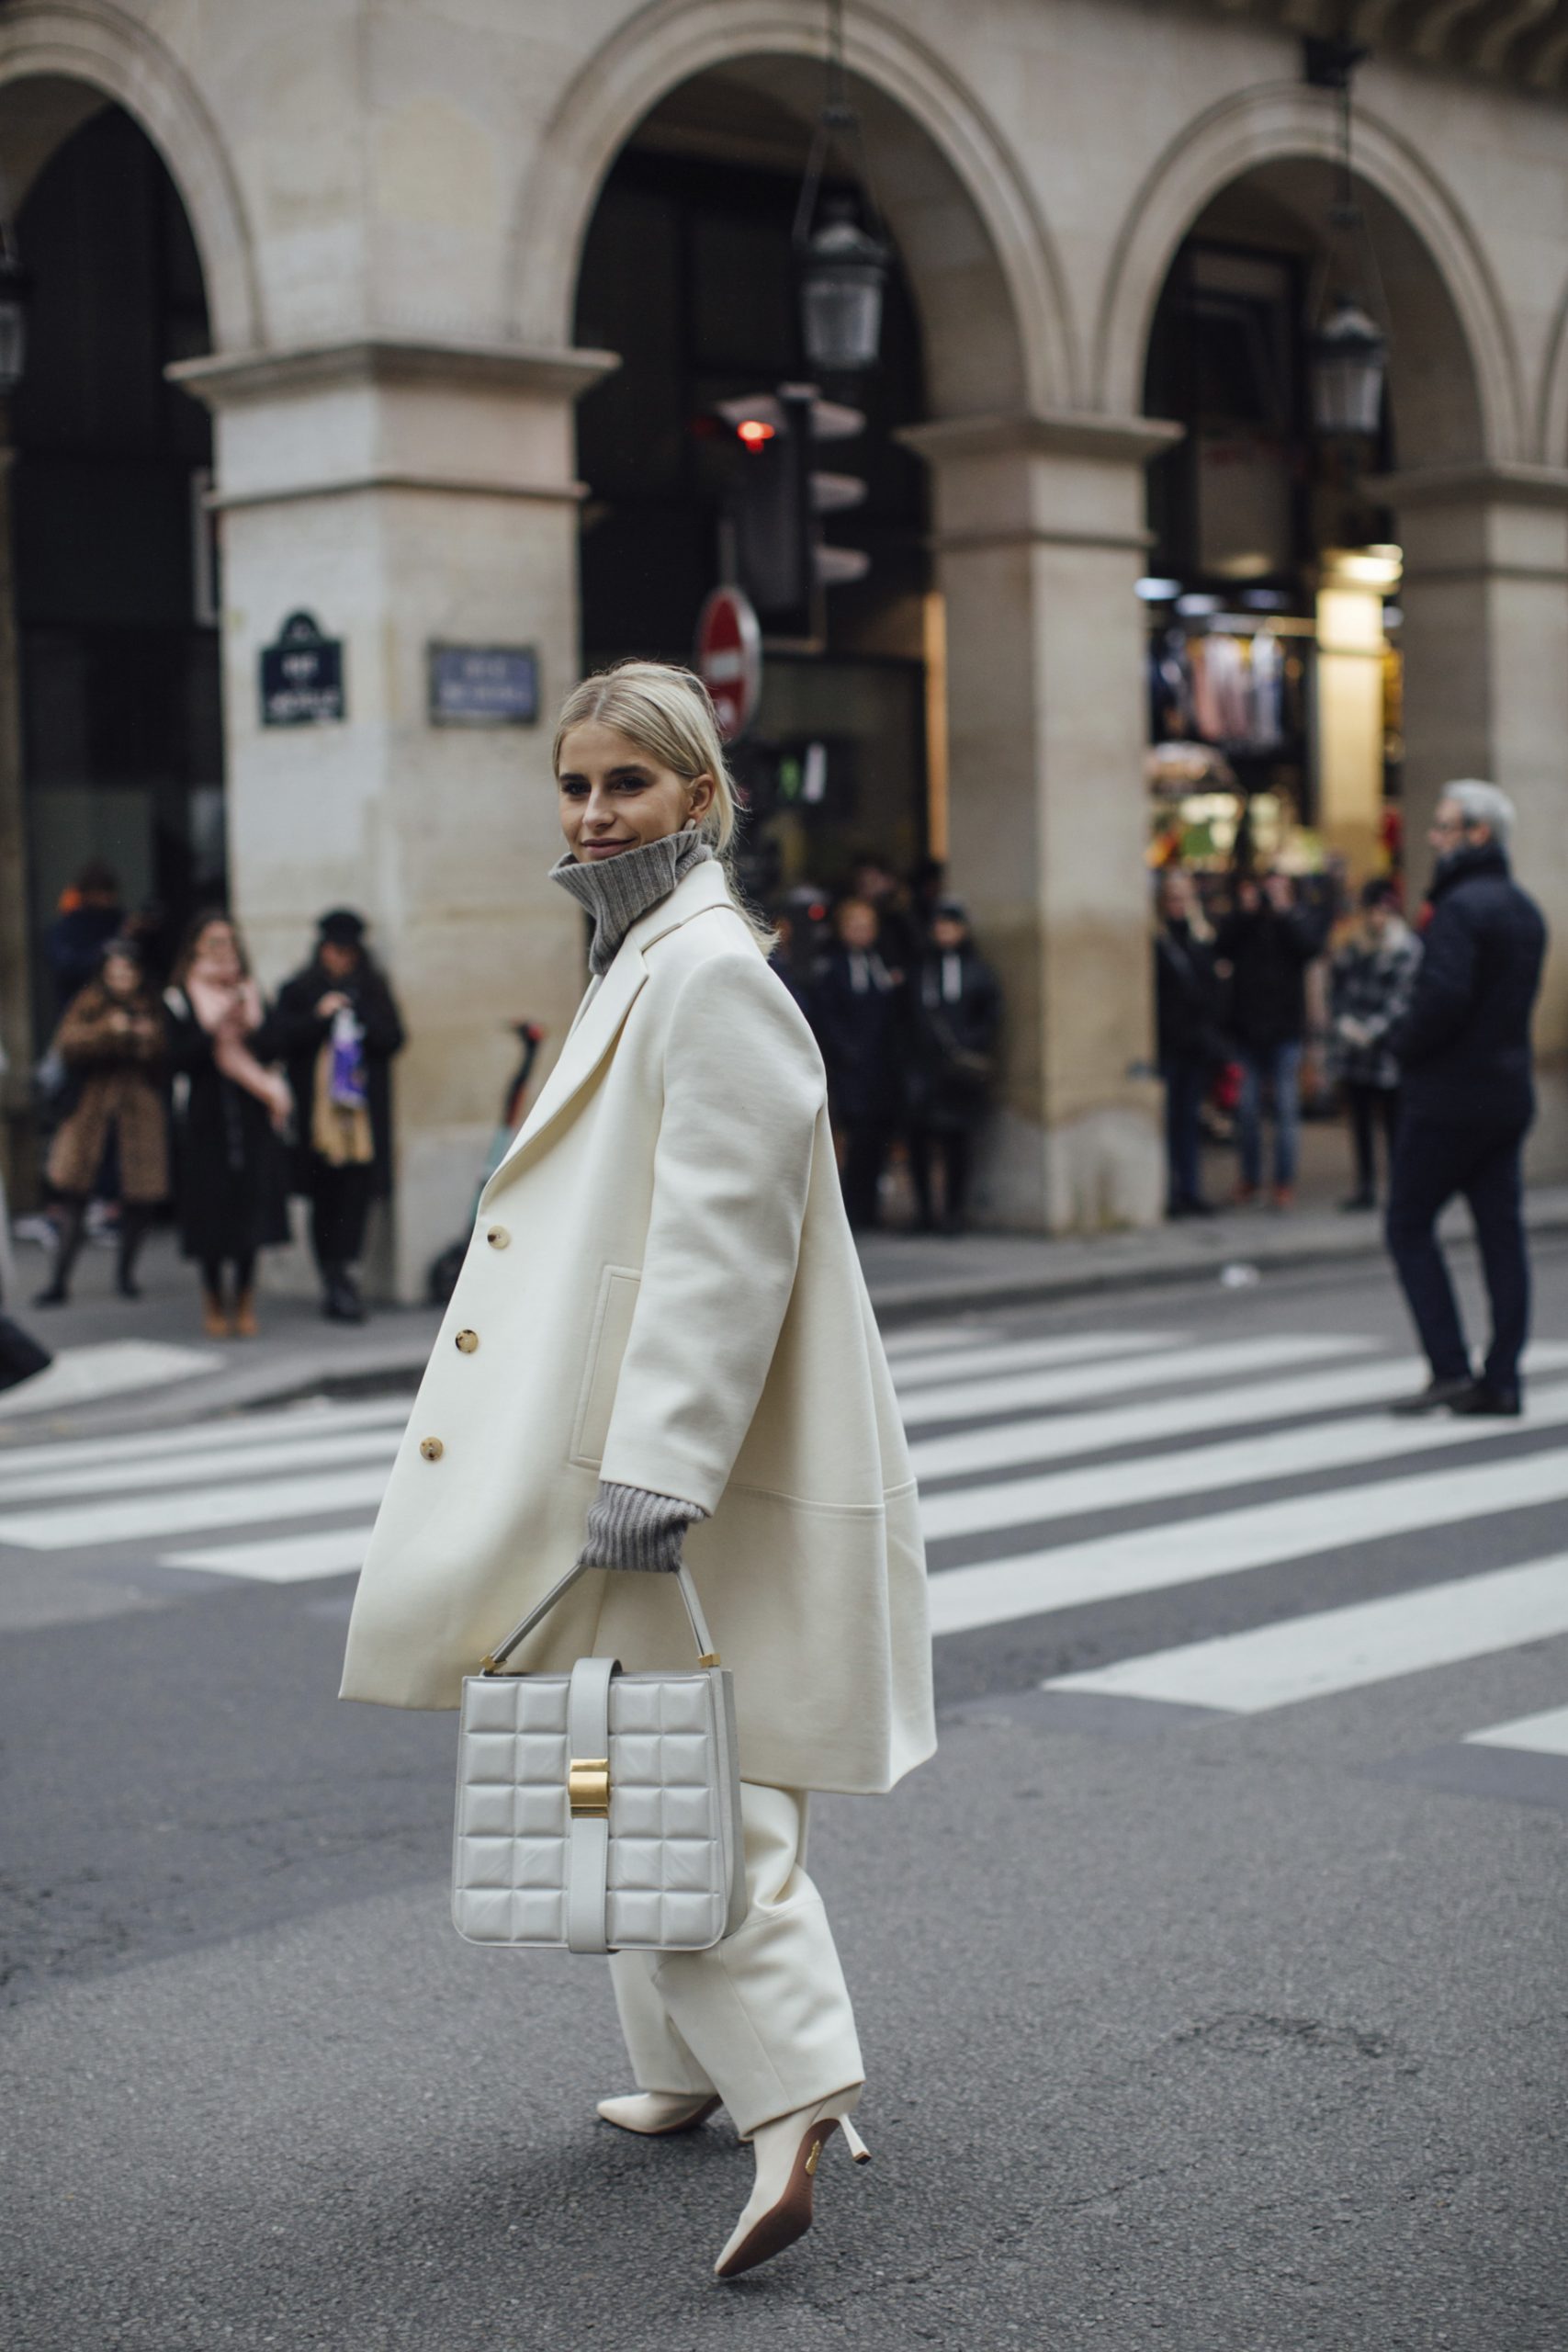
[714, 2091, 869, 2279]
[596, 2090, 719, 2136]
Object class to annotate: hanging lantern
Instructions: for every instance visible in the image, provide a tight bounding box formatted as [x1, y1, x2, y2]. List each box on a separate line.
[799, 196, 888, 377]
[0, 240, 28, 398]
[1310, 292, 1387, 438]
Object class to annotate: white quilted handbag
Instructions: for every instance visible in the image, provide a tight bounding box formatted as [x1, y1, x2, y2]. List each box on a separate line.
[452, 1562, 746, 1955]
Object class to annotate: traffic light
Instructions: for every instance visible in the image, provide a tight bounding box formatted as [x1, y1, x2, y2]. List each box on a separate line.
[716, 385, 868, 647]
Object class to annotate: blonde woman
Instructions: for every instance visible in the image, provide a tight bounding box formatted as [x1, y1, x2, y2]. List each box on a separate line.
[342, 661, 933, 2279]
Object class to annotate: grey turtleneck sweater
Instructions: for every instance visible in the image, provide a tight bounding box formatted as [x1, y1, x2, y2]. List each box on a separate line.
[550, 828, 716, 1572]
[550, 829, 714, 977]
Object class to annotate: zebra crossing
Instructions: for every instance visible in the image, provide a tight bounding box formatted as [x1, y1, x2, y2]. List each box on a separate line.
[2, 1322, 1566, 1792]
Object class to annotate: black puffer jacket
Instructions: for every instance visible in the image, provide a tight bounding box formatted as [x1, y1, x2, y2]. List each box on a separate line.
[1393, 842, 1546, 1127]
[1213, 902, 1327, 1049]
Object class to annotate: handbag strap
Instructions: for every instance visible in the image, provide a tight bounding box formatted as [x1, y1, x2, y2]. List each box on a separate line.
[481, 1560, 719, 1674]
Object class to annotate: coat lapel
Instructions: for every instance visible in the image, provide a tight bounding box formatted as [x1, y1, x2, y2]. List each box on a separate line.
[480, 858, 737, 1200]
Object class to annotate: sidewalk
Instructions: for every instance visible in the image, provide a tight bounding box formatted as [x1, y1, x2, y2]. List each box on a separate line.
[5, 1189, 1567, 1439]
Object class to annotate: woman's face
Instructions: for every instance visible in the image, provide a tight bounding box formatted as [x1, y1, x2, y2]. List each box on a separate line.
[102, 954, 140, 1001]
[195, 920, 241, 980]
[556, 720, 715, 862]
[837, 899, 879, 952]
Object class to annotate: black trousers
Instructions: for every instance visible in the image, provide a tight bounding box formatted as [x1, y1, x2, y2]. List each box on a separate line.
[1345, 1081, 1400, 1199]
[840, 1124, 894, 1231]
[910, 1126, 974, 1233]
[309, 1159, 376, 1274]
[1385, 1116, 1529, 1390]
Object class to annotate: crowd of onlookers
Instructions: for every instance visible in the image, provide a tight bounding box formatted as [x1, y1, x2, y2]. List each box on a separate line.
[1154, 855, 1422, 1220]
[26, 863, 404, 1335]
[767, 855, 1002, 1237]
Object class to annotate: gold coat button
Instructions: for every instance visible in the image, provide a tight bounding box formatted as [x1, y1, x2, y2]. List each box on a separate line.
[419, 1437, 445, 1462]
[485, 1225, 510, 1250]
[455, 1329, 479, 1353]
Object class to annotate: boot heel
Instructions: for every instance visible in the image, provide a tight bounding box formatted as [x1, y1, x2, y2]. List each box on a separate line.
[840, 2115, 871, 2165]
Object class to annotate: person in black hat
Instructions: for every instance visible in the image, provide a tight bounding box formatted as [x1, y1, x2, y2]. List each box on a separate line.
[904, 897, 1001, 1236]
[270, 910, 406, 1321]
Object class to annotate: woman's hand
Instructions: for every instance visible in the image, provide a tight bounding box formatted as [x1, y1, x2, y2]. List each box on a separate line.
[315, 991, 350, 1020]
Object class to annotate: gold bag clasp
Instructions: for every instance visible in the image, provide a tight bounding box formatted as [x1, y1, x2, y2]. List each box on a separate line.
[568, 1758, 611, 1817]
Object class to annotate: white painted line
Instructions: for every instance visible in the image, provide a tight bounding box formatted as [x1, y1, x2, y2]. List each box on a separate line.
[892, 1330, 1178, 1392]
[1043, 1556, 1568, 1715]
[882, 1324, 993, 1361]
[1465, 1702, 1568, 1757]
[901, 1334, 1376, 1430]
[0, 1395, 411, 1486]
[0, 1464, 394, 1551]
[0, 1424, 400, 1504]
[908, 1340, 1568, 1482]
[919, 1375, 1568, 1543]
[925, 1445, 1568, 1637]
[163, 1527, 375, 1584]
[0, 1340, 221, 1419]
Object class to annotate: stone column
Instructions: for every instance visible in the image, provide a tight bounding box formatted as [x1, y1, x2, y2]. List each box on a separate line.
[174, 337, 615, 1300]
[1394, 464, 1568, 1173]
[903, 412, 1179, 1234]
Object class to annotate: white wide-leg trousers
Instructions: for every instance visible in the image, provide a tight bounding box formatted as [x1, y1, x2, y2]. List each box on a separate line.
[608, 1782, 863, 2139]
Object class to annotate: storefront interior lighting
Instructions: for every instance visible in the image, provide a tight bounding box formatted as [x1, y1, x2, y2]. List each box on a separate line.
[1175, 592, 1222, 617]
[793, 0, 890, 375]
[1136, 576, 1183, 602]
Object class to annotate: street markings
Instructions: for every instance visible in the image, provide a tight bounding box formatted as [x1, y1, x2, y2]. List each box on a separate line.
[1465, 1702, 1568, 1756]
[900, 1332, 1372, 1429]
[891, 1329, 1179, 1391]
[1040, 1555, 1568, 1715]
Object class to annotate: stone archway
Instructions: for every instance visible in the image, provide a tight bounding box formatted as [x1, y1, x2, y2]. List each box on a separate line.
[0, 1, 262, 350]
[505, 0, 1074, 419]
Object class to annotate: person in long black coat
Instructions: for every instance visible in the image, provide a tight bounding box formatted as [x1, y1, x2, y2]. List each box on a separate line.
[1154, 867, 1224, 1217]
[269, 909, 406, 1322]
[1385, 785, 1547, 1416]
[1213, 871, 1329, 1207]
[163, 910, 292, 1339]
[905, 898, 1000, 1236]
[812, 896, 906, 1231]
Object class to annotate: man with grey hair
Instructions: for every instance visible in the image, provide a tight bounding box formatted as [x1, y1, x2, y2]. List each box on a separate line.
[1386, 781, 1547, 1416]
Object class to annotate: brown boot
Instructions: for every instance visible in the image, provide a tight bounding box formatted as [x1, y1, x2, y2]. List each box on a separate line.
[232, 1287, 259, 1340]
[201, 1286, 229, 1340]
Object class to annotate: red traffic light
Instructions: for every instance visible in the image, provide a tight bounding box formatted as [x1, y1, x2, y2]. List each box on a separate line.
[736, 417, 776, 449]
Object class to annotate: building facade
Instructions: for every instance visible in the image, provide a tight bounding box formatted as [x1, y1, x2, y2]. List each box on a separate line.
[3, 0, 1567, 1292]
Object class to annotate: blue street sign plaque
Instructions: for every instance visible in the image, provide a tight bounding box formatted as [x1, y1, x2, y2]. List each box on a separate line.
[427, 643, 540, 728]
[259, 610, 345, 727]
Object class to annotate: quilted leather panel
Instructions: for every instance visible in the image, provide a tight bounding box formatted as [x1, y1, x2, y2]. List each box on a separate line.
[453, 1668, 739, 1951]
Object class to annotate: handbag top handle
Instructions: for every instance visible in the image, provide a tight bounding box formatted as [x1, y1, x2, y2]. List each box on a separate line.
[481, 1560, 719, 1676]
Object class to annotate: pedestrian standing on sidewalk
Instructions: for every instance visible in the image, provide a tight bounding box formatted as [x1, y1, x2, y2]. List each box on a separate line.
[164, 912, 292, 1340]
[1386, 783, 1546, 1417]
[1154, 867, 1224, 1218]
[1214, 869, 1327, 1210]
[813, 896, 906, 1230]
[34, 941, 167, 1306]
[340, 659, 934, 2282]
[905, 897, 1000, 1236]
[270, 910, 406, 1324]
[1329, 879, 1421, 1212]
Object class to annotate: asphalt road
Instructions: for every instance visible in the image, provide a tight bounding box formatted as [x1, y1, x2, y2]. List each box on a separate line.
[3, 1241, 1567, 2349]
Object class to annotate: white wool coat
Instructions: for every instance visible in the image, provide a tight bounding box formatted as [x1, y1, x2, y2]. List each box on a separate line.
[339, 858, 935, 1796]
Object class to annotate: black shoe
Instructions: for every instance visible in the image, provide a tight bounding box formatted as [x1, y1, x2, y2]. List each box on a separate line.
[1390, 1374, 1474, 1418]
[31, 1283, 67, 1308]
[1447, 1380, 1522, 1418]
[322, 1271, 366, 1325]
[1338, 1193, 1376, 1213]
[117, 1272, 141, 1300]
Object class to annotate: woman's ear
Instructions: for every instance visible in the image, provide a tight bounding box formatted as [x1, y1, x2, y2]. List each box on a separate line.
[688, 771, 717, 824]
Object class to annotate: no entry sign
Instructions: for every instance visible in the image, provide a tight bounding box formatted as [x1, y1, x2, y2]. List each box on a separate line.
[695, 584, 761, 741]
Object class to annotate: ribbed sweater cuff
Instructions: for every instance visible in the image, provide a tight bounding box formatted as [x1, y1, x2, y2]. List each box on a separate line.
[577, 1480, 709, 1574]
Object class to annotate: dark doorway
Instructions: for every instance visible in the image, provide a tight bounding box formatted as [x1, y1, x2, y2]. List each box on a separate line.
[14, 103, 222, 1035]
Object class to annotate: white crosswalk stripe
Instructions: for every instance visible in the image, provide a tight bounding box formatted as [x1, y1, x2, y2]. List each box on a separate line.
[1042, 1556, 1568, 1715]
[891, 1329, 1178, 1391]
[1465, 1703, 1568, 1756]
[900, 1332, 1373, 1428]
